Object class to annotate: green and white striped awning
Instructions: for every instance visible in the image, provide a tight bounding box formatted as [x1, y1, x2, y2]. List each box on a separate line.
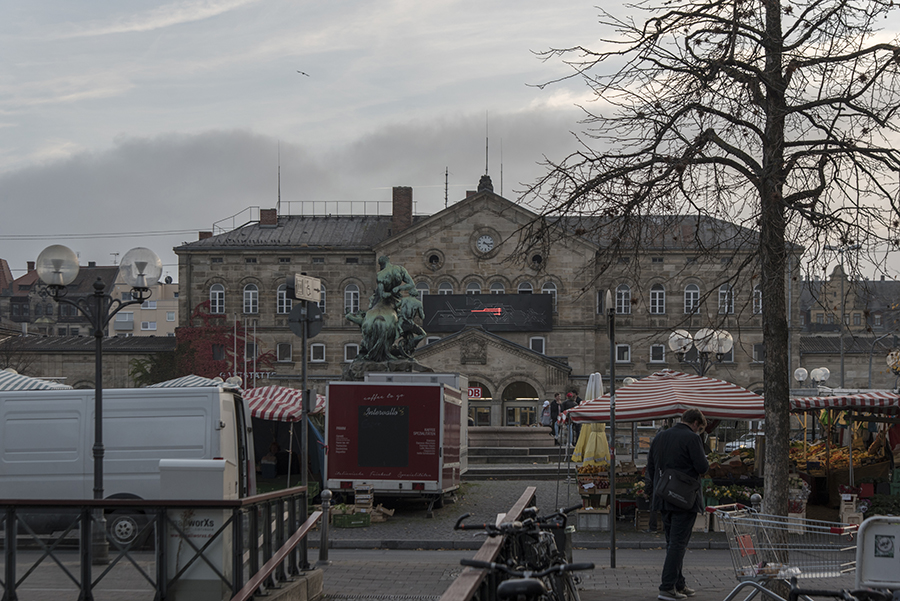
[146, 375, 241, 391]
[0, 369, 73, 391]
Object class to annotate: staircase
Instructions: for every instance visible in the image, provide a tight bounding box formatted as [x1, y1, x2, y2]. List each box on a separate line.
[463, 426, 578, 480]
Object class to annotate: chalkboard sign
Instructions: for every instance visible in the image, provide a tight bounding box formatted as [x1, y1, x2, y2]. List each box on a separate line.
[357, 405, 409, 467]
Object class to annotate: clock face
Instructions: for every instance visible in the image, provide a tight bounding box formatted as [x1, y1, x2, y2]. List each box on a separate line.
[476, 234, 495, 253]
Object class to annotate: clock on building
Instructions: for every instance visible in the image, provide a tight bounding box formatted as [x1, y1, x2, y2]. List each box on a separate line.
[476, 234, 495, 253]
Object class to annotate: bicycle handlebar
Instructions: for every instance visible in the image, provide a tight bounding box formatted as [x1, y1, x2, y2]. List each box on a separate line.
[460, 558, 595, 578]
[454, 505, 582, 532]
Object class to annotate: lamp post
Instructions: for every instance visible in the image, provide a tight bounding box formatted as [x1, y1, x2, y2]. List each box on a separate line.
[667, 328, 734, 376]
[605, 289, 617, 569]
[36, 244, 162, 565]
[824, 243, 861, 388]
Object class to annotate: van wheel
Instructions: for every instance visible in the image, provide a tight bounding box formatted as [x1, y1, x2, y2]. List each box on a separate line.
[108, 511, 148, 548]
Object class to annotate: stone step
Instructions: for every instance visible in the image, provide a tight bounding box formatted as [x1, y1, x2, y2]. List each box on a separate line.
[468, 454, 552, 465]
[468, 446, 571, 458]
[462, 464, 581, 481]
[467, 426, 556, 448]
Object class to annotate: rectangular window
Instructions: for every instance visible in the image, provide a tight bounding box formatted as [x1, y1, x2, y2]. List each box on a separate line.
[844, 313, 850, 325]
[310, 343, 325, 362]
[616, 344, 631, 363]
[245, 342, 257, 358]
[166, 311, 175, 322]
[279, 257, 291, 263]
[116, 312, 134, 322]
[875, 314, 883, 326]
[344, 344, 359, 362]
[245, 257, 257, 264]
[277, 343, 292, 362]
[312, 257, 325, 264]
[58, 327, 67, 336]
[142, 300, 157, 309]
[211, 257, 223, 263]
[650, 344, 665, 363]
[721, 348, 734, 363]
[753, 343, 766, 363]
[141, 321, 157, 331]
[651, 257, 663, 264]
[799, 314, 806, 326]
[816, 313, 824, 324]
[122, 291, 133, 301]
[530, 337, 545, 354]
[426, 336, 441, 345]
[853, 313, 861, 326]
[212, 344, 226, 361]
[346, 257, 359, 264]
[69, 327, 79, 336]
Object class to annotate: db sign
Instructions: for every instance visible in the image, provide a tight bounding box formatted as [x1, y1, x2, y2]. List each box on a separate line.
[468, 387, 482, 399]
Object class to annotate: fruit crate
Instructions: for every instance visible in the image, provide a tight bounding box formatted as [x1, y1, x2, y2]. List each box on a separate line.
[333, 513, 371, 528]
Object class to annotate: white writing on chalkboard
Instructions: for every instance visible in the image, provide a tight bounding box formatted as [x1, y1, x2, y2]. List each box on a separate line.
[364, 407, 405, 417]
[362, 391, 406, 402]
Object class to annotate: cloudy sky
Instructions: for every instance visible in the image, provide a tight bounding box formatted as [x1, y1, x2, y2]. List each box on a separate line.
[0, 0, 609, 281]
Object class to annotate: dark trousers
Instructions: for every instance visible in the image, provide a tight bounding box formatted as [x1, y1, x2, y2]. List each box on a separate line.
[660, 510, 696, 591]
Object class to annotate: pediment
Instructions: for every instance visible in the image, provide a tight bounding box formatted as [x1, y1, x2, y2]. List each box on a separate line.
[414, 326, 570, 373]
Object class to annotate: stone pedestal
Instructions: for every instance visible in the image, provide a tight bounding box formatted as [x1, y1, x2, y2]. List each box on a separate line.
[341, 358, 433, 381]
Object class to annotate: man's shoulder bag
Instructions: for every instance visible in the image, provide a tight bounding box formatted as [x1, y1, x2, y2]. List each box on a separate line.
[656, 468, 700, 511]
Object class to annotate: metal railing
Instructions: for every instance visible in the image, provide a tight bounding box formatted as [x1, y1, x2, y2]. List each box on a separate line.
[439, 486, 537, 601]
[1, 486, 321, 601]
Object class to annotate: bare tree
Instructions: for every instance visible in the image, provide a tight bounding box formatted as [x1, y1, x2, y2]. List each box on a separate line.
[525, 0, 900, 514]
[0, 334, 36, 375]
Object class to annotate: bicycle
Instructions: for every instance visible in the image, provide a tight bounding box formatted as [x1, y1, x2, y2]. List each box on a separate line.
[454, 504, 589, 601]
[459, 559, 595, 601]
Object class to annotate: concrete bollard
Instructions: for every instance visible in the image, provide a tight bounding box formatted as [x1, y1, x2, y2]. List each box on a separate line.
[750, 493, 762, 512]
[317, 489, 332, 566]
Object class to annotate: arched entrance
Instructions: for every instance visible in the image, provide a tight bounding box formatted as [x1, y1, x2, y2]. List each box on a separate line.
[501, 381, 540, 426]
[467, 381, 493, 426]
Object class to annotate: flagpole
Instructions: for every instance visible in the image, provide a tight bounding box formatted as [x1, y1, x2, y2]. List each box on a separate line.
[606, 290, 616, 569]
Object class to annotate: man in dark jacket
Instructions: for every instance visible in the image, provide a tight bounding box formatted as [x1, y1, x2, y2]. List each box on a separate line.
[645, 408, 709, 601]
[561, 392, 577, 444]
[550, 393, 562, 438]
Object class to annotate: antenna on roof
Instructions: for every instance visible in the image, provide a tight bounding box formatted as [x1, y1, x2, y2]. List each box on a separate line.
[277, 141, 281, 215]
[500, 139, 503, 197]
[445, 167, 449, 209]
[485, 111, 489, 176]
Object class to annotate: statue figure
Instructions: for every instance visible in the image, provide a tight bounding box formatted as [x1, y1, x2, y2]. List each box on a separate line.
[346, 256, 426, 365]
[397, 289, 427, 357]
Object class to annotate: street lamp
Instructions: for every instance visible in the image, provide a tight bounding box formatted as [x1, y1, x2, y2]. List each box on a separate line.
[824, 243, 861, 388]
[809, 367, 831, 387]
[36, 244, 162, 563]
[668, 328, 734, 376]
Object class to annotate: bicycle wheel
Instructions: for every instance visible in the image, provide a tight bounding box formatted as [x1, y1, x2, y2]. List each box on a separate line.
[549, 572, 580, 601]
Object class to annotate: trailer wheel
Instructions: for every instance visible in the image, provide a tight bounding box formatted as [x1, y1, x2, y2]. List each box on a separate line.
[433, 494, 445, 509]
[108, 511, 149, 548]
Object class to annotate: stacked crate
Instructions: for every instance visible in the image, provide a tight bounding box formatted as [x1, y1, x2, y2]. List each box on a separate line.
[839, 494, 862, 525]
[355, 484, 374, 513]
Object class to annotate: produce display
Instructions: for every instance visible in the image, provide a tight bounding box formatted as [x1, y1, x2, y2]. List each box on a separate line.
[706, 448, 755, 478]
[789, 441, 884, 472]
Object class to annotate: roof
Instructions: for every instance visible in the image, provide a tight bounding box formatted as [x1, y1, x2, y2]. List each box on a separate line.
[800, 336, 894, 355]
[14, 335, 176, 353]
[0, 259, 13, 295]
[174, 215, 417, 252]
[4, 265, 120, 298]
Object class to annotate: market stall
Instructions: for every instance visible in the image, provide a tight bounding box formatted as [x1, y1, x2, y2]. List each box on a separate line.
[789, 391, 900, 512]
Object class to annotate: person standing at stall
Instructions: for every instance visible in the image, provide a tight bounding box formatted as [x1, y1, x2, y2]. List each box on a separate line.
[645, 408, 709, 600]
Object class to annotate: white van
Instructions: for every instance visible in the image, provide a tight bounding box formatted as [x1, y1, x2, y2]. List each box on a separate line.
[0, 386, 256, 545]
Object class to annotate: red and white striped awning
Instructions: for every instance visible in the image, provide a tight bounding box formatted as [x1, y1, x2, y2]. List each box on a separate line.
[243, 386, 326, 422]
[565, 369, 765, 423]
[790, 390, 900, 414]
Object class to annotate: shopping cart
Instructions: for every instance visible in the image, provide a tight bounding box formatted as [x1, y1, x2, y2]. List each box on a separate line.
[707, 504, 858, 601]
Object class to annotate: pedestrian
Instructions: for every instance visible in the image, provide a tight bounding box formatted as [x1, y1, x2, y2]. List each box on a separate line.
[645, 408, 709, 601]
[562, 392, 577, 444]
[540, 400, 552, 428]
[550, 393, 562, 439]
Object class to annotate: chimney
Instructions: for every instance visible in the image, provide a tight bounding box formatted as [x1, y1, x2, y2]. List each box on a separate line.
[260, 208, 277, 227]
[27, 261, 34, 271]
[466, 190, 476, 198]
[392, 187, 413, 234]
[882, 274, 886, 281]
[199, 231, 212, 240]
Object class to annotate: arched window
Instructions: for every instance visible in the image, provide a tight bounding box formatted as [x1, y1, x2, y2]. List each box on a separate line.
[753, 285, 763, 314]
[718, 284, 734, 314]
[210, 284, 225, 314]
[318, 284, 327, 313]
[438, 282, 453, 295]
[541, 282, 557, 310]
[466, 282, 482, 294]
[650, 284, 665, 314]
[416, 281, 429, 295]
[490, 281, 505, 294]
[616, 284, 631, 314]
[277, 284, 292, 314]
[243, 284, 258, 314]
[344, 284, 359, 314]
[684, 284, 699, 314]
[518, 281, 533, 294]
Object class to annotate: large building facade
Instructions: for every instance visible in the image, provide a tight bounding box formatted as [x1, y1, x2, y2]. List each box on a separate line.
[175, 177, 801, 426]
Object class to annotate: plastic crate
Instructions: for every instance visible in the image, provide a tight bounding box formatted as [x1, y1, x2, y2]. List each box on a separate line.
[333, 513, 371, 528]
[576, 508, 609, 532]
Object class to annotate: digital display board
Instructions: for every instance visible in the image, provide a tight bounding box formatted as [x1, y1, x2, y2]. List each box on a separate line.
[422, 294, 552, 332]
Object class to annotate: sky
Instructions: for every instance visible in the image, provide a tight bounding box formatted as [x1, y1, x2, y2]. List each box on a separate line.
[0, 0, 605, 282]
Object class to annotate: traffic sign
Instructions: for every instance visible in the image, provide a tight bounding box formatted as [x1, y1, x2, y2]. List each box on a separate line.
[292, 274, 322, 303]
[288, 302, 323, 338]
